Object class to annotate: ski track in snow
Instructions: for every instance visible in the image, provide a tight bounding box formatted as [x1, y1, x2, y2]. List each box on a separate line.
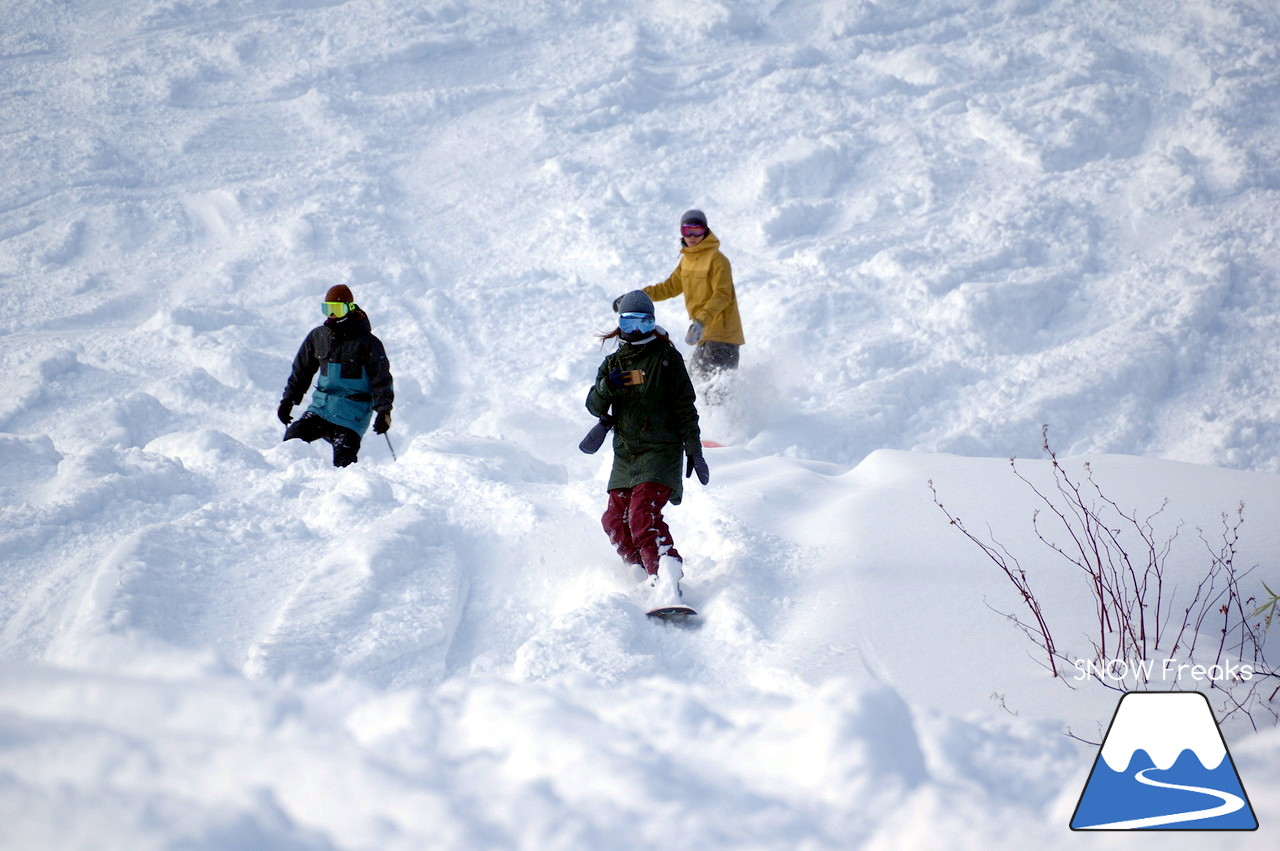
[3, 0, 1280, 848]
[1078, 767, 1246, 830]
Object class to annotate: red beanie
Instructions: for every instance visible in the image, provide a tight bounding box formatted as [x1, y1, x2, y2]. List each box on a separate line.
[325, 284, 354, 303]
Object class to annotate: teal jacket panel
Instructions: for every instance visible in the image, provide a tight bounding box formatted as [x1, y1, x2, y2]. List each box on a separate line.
[308, 361, 375, 434]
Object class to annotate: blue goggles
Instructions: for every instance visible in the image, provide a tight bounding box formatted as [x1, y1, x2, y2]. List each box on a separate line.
[619, 312, 655, 334]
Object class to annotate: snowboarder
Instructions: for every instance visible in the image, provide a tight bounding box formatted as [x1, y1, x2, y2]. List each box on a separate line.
[277, 284, 394, 467]
[586, 290, 709, 608]
[632, 209, 744, 387]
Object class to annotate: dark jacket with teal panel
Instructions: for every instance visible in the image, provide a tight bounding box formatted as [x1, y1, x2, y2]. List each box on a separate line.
[586, 334, 700, 504]
[283, 310, 393, 435]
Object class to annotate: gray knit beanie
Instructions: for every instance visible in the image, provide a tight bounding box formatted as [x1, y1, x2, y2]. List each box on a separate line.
[616, 290, 655, 315]
[680, 209, 708, 228]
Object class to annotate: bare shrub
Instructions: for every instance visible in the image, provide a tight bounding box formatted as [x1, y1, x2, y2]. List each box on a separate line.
[930, 426, 1278, 730]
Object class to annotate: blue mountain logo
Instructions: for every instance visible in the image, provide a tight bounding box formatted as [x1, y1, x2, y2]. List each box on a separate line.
[1071, 691, 1258, 830]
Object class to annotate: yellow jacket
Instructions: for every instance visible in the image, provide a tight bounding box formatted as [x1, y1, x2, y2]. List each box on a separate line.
[644, 232, 745, 346]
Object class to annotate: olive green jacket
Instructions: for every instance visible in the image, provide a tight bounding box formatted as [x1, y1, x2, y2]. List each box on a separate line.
[586, 335, 701, 503]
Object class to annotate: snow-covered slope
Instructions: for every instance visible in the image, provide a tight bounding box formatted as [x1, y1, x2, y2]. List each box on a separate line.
[2, 0, 1279, 848]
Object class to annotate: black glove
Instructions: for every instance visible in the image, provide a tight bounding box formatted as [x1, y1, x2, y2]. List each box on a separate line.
[579, 415, 615, 454]
[277, 400, 294, 426]
[606, 368, 628, 390]
[373, 410, 392, 435]
[686, 453, 710, 485]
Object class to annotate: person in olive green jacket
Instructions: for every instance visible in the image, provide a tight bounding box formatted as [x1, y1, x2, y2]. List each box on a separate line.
[586, 290, 709, 604]
[642, 209, 745, 382]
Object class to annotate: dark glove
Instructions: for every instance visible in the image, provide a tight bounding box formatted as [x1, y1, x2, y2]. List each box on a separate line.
[606, 368, 628, 390]
[373, 410, 392, 435]
[685, 320, 705, 346]
[277, 400, 294, 426]
[686, 452, 710, 485]
[579, 415, 615, 454]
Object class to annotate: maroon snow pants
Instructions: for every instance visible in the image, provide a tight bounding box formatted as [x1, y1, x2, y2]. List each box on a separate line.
[602, 482, 681, 575]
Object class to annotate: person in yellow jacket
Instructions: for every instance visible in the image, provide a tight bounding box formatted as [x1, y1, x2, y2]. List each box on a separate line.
[642, 209, 745, 382]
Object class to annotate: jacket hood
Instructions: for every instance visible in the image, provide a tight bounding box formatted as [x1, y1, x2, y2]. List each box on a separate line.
[325, 308, 371, 337]
[618, 328, 671, 351]
[680, 231, 720, 254]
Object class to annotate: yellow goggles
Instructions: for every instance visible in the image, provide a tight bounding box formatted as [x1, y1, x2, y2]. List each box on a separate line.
[322, 301, 352, 319]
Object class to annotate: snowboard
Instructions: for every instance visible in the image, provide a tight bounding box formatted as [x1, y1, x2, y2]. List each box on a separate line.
[646, 603, 697, 619]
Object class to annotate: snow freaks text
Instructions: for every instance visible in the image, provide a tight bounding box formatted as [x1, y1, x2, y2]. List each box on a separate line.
[1072, 658, 1256, 686]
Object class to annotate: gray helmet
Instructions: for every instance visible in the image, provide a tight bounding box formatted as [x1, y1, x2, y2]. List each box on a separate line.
[615, 290, 655, 315]
[680, 209, 708, 228]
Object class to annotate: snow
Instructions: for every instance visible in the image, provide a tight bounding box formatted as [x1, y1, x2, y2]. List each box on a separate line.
[2, 0, 1280, 847]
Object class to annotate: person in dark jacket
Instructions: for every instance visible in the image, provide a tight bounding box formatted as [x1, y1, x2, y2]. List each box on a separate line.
[277, 284, 394, 467]
[586, 290, 709, 603]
